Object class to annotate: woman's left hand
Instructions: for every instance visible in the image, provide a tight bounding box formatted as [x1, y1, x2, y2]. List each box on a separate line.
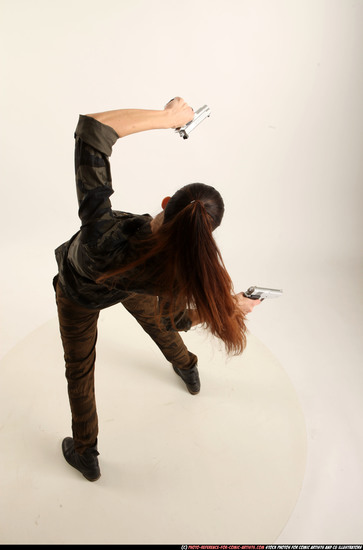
[235, 292, 262, 315]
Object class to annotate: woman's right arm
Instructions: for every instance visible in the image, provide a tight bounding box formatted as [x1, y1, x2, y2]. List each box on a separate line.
[87, 97, 194, 138]
[187, 293, 262, 328]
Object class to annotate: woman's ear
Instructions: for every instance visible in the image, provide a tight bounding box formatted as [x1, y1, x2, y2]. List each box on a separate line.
[161, 196, 171, 210]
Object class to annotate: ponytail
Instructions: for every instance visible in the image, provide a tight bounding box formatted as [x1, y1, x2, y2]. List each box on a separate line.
[97, 183, 247, 355]
[169, 199, 247, 354]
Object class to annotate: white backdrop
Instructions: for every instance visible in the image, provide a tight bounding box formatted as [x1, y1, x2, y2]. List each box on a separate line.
[1, 0, 362, 355]
[1, 0, 363, 543]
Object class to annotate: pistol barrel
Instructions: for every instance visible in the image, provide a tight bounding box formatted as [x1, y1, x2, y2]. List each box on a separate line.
[244, 286, 283, 300]
[177, 105, 211, 139]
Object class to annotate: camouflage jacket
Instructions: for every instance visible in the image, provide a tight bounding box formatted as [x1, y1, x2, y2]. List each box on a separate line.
[55, 115, 191, 331]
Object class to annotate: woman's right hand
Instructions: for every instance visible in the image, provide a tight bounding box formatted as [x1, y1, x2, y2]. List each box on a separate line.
[164, 97, 194, 129]
[235, 292, 262, 315]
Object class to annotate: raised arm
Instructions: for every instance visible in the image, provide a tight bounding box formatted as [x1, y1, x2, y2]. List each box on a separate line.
[87, 97, 194, 138]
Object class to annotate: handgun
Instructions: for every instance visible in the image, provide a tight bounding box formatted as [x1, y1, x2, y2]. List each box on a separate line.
[243, 286, 283, 301]
[176, 105, 211, 139]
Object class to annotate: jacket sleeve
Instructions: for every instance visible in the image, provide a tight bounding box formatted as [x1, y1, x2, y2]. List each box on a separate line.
[159, 303, 193, 332]
[172, 310, 193, 332]
[74, 115, 119, 227]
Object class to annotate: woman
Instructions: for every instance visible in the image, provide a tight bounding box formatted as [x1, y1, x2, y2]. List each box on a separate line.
[54, 97, 260, 481]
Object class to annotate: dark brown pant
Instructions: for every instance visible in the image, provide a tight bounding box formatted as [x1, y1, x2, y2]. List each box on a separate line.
[55, 281, 197, 454]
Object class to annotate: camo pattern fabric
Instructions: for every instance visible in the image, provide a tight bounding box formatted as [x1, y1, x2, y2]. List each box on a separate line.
[54, 115, 196, 453]
[55, 115, 165, 310]
[55, 280, 197, 454]
[121, 292, 197, 369]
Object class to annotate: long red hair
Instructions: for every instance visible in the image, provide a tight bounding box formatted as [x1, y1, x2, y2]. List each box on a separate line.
[97, 183, 247, 355]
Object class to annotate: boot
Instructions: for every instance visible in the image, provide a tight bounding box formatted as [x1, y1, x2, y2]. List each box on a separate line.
[173, 363, 200, 395]
[62, 437, 101, 481]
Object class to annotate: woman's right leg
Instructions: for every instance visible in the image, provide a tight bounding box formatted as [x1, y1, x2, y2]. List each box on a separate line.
[55, 281, 100, 455]
[121, 293, 200, 394]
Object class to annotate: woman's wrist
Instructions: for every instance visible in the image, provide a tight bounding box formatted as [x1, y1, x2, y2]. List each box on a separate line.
[160, 108, 173, 130]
